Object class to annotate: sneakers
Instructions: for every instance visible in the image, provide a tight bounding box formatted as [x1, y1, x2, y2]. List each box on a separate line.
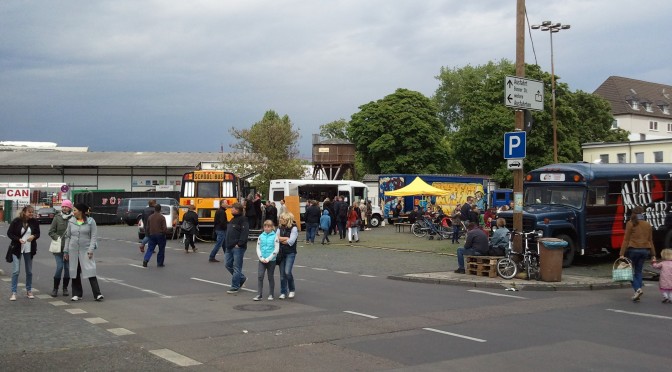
[240, 277, 247, 288]
[632, 288, 643, 302]
[227, 288, 239, 294]
[288, 291, 295, 299]
[10, 293, 17, 301]
[192, 247, 198, 252]
[662, 298, 670, 304]
[454, 268, 466, 274]
[95, 294, 104, 301]
[209, 258, 220, 262]
[142, 260, 148, 267]
[253, 295, 262, 301]
[51, 288, 59, 297]
[71, 296, 81, 301]
[27, 291, 35, 299]
[63, 287, 69, 297]
[267, 295, 274, 301]
[279, 293, 286, 299]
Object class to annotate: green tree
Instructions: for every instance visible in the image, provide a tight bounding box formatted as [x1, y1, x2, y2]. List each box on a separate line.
[434, 60, 627, 187]
[348, 88, 453, 174]
[319, 119, 350, 141]
[224, 110, 305, 195]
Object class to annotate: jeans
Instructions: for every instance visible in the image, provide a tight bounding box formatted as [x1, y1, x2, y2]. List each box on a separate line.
[209, 230, 226, 259]
[184, 232, 196, 250]
[257, 261, 276, 296]
[321, 231, 330, 244]
[145, 234, 167, 265]
[306, 223, 318, 243]
[53, 253, 70, 279]
[452, 224, 460, 243]
[225, 247, 247, 289]
[141, 235, 150, 247]
[11, 253, 33, 293]
[457, 247, 483, 270]
[626, 248, 650, 292]
[337, 220, 347, 239]
[279, 252, 297, 295]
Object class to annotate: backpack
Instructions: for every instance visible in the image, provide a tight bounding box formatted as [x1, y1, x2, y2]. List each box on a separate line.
[338, 203, 348, 220]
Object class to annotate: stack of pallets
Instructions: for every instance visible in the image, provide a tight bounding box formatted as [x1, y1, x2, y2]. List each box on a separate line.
[465, 256, 499, 278]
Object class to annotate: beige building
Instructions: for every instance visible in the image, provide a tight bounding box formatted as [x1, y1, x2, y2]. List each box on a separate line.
[582, 138, 672, 164]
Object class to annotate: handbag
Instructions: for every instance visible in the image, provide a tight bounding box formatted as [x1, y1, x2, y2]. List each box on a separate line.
[612, 257, 634, 282]
[5, 243, 13, 263]
[49, 237, 62, 253]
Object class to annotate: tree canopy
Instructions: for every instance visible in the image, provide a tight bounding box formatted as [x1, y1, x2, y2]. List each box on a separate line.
[434, 60, 628, 186]
[224, 110, 305, 196]
[319, 118, 349, 141]
[348, 88, 454, 174]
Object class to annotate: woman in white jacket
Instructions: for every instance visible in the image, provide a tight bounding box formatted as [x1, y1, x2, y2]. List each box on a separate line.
[64, 203, 104, 302]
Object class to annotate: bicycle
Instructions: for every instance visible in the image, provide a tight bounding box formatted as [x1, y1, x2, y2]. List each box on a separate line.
[496, 230, 541, 280]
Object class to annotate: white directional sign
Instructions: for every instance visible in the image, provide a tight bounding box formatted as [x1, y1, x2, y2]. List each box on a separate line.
[507, 159, 523, 170]
[504, 75, 544, 111]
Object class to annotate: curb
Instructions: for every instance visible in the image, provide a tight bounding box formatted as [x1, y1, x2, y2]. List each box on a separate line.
[387, 273, 630, 291]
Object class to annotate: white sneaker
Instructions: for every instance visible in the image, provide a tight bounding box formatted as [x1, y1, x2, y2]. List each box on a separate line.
[10, 293, 17, 301]
[267, 295, 274, 301]
[71, 296, 81, 301]
[253, 295, 262, 301]
[288, 291, 295, 299]
[632, 288, 643, 302]
[279, 293, 286, 299]
[95, 294, 104, 301]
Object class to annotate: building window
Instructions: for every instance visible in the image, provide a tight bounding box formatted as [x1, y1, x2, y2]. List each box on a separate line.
[668, 123, 672, 132]
[611, 119, 618, 129]
[630, 101, 639, 110]
[650, 121, 658, 131]
[654, 151, 663, 163]
[644, 102, 653, 112]
[661, 104, 670, 115]
[635, 152, 644, 163]
[599, 154, 609, 164]
[617, 153, 626, 163]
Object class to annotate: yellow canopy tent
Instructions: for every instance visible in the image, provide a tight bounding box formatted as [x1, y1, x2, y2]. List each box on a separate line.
[384, 177, 450, 197]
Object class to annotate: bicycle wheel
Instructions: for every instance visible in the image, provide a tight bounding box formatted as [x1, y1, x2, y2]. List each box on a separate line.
[527, 256, 540, 280]
[412, 222, 426, 238]
[496, 257, 518, 279]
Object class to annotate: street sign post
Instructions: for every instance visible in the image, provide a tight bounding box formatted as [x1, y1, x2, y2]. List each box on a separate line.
[504, 75, 544, 111]
[503, 131, 526, 159]
[507, 159, 523, 170]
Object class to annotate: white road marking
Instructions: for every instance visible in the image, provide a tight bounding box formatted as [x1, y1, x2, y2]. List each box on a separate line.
[98, 276, 173, 298]
[65, 308, 87, 314]
[150, 349, 202, 367]
[107, 328, 136, 336]
[0, 278, 10, 282]
[84, 317, 108, 324]
[129, 264, 146, 269]
[312, 268, 328, 271]
[359, 274, 377, 278]
[343, 311, 379, 319]
[334, 271, 351, 274]
[294, 265, 307, 268]
[190, 277, 256, 292]
[606, 308, 672, 320]
[468, 289, 528, 299]
[423, 328, 487, 342]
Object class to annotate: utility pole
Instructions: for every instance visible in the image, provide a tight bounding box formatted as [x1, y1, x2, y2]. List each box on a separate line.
[513, 0, 525, 252]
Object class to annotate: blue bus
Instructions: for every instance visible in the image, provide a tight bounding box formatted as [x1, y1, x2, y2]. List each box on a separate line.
[498, 163, 672, 267]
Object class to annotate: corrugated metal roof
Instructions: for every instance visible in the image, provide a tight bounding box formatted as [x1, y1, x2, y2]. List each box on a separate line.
[0, 151, 226, 167]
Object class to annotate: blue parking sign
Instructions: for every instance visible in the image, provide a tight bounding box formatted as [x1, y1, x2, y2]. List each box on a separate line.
[503, 132, 526, 159]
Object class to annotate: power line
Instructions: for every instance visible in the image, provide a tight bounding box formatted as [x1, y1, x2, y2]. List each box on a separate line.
[525, 7, 538, 66]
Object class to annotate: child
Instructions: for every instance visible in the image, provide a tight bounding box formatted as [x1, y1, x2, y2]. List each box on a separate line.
[320, 209, 331, 245]
[652, 248, 672, 303]
[254, 220, 279, 301]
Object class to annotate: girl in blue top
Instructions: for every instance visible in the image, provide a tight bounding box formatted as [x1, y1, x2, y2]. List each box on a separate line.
[254, 220, 279, 301]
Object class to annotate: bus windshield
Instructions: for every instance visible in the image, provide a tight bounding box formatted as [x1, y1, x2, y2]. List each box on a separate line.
[525, 186, 584, 209]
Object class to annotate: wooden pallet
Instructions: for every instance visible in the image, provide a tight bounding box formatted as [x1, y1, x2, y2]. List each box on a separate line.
[465, 256, 499, 278]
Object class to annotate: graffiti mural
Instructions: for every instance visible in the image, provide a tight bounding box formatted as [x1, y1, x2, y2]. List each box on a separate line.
[431, 182, 485, 212]
[380, 176, 405, 217]
[621, 173, 671, 230]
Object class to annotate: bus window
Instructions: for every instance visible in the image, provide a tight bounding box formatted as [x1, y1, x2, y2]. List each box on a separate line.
[197, 182, 219, 198]
[588, 187, 607, 206]
[526, 186, 584, 208]
[272, 190, 284, 201]
[354, 187, 366, 202]
[339, 191, 350, 204]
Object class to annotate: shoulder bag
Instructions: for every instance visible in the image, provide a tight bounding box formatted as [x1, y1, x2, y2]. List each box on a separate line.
[49, 237, 62, 253]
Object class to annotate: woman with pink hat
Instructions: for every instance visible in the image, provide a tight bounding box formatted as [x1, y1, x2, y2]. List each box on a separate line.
[47, 200, 74, 297]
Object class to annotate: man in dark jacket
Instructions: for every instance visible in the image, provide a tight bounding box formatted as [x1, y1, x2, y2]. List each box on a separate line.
[335, 196, 348, 239]
[143, 204, 167, 268]
[225, 203, 249, 293]
[245, 197, 257, 229]
[253, 193, 263, 229]
[208, 199, 229, 262]
[265, 201, 278, 226]
[454, 222, 490, 273]
[139, 199, 156, 253]
[304, 200, 321, 244]
[460, 196, 474, 222]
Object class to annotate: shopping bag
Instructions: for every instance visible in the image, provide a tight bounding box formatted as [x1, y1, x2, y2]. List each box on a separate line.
[612, 257, 633, 282]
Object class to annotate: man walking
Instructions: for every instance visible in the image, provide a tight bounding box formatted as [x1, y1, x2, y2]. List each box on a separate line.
[225, 203, 249, 293]
[209, 199, 229, 262]
[139, 199, 156, 253]
[143, 204, 167, 267]
[304, 200, 321, 244]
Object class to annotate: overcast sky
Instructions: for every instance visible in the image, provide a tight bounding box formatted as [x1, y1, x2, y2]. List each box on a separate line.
[1, 1, 670, 157]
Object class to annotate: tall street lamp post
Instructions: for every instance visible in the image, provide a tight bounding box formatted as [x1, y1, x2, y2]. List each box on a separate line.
[531, 21, 570, 163]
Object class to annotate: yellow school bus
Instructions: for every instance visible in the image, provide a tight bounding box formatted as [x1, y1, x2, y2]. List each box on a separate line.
[179, 170, 240, 236]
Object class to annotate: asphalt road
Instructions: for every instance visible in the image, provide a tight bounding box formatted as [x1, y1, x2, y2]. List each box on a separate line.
[2, 224, 671, 371]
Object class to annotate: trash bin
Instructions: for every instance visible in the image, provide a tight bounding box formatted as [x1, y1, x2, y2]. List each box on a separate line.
[538, 237, 567, 282]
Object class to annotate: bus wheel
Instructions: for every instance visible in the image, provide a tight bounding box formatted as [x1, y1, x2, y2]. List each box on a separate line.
[369, 215, 381, 228]
[556, 234, 575, 268]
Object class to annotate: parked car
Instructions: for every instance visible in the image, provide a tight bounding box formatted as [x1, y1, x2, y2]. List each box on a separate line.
[116, 197, 178, 226]
[36, 207, 57, 224]
[138, 205, 179, 240]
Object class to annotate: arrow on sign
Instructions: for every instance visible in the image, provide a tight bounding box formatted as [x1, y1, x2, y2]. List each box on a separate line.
[507, 94, 513, 104]
[507, 79, 513, 88]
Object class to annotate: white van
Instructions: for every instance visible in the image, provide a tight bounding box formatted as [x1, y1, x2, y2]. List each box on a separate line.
[137, 205, 179, 239]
